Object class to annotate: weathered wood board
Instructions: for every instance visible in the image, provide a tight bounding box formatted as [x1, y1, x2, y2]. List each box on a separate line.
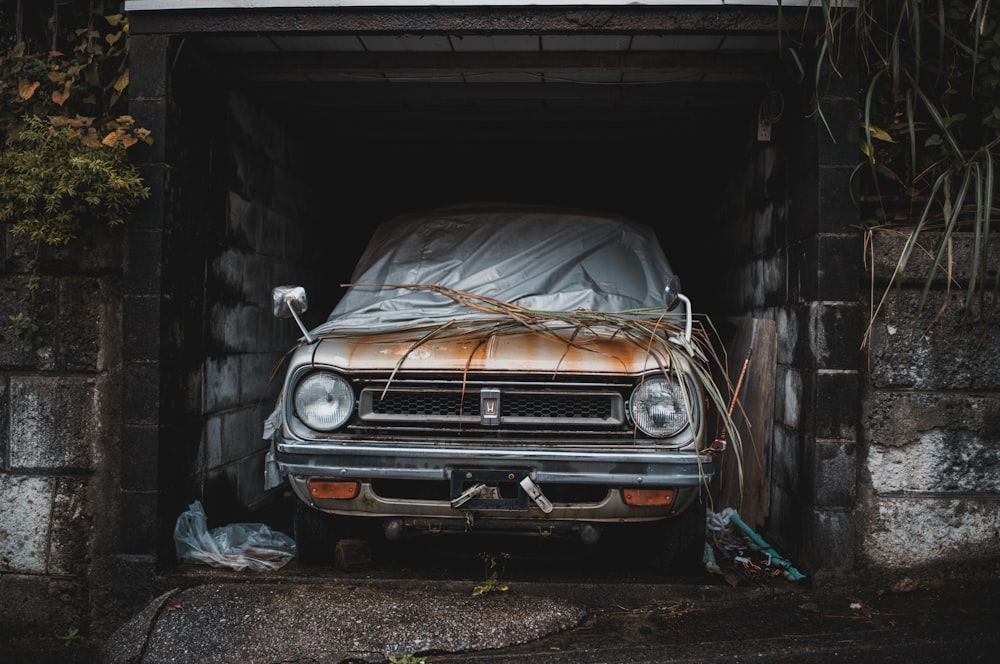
[708, 317, 776, 530]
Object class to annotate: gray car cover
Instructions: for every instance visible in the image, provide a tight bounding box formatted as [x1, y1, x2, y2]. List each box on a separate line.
[310, 203, 676, 334]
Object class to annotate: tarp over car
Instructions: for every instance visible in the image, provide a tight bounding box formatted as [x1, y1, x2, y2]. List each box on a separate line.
[312, 203, 676, 333]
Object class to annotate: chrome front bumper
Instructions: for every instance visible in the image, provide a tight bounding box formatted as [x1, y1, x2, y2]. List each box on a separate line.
[276, 439, 714, 521]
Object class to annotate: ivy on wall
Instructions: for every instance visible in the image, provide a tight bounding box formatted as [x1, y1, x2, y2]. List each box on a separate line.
[0, 2, 151, 246]
[0, 114, 149, 246]
[0, 1, 151, 349]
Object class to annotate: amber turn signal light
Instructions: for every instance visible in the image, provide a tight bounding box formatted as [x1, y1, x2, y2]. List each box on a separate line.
[308, 479, 360, 499]
[621, 488, 674, 506]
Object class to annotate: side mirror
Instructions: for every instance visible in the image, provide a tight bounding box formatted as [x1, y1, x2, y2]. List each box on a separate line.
[663, 275, 692, 344]
[271, 285, 315, 343]
[272, 285, 308, 319]
[663, 275, 683, 310]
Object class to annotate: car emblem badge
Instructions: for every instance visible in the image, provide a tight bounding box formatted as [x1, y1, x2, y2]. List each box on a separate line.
[480, 388, 501, 426]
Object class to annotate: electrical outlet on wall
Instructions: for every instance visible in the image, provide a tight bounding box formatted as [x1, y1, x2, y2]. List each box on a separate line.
[757, 117, 771, 142]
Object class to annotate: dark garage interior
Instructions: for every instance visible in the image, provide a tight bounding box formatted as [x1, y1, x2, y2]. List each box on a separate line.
[164, 11, 799, 315]
[122, 5, 856, 577]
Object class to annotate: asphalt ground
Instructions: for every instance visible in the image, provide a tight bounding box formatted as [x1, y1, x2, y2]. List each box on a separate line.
[7, 527, 1000, 664]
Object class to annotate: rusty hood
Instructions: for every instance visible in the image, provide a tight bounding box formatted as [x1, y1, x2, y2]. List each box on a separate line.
[311, 321, 677, 375]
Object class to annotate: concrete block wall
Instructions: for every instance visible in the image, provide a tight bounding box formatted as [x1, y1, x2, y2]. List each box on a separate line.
[193, 89, 325, 515]
[122, 33, 328, 562]
[860, 232, 1000, 568]
[769, 76, 863, 577]
[1, 34, 332, 640]
[709, 45, 863, 577]
[0, 229, 124, 634]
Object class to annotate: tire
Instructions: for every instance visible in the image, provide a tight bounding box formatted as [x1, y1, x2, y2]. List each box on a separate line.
[649, 496, 707, 574]
[293, 499, 347, 566]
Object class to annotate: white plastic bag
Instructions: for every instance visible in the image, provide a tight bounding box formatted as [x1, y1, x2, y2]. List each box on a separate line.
[173, 500, 296, 572]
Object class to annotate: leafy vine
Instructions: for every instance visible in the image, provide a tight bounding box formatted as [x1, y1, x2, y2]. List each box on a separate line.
[0, 3, 151, 349]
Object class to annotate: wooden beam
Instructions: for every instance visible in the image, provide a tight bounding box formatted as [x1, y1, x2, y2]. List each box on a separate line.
[223, 50, 774, 75]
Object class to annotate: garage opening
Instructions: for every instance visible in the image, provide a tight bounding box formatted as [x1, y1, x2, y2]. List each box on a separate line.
[125, 6, 838, 573]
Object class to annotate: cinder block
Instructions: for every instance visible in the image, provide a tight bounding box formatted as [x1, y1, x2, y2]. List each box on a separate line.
[118, 491, 158, 556]
[809, 303, 862, 371]
[128, 97, 168, 163]
[259, 208, 288, 261]
[236, 453, 267, 507]
[9, 376, 100, 470]
[122, 295, 161, 361]
[864, 392, 1000, 493]
[127, 34, 170, 98]
[858, 495, 1000, 569]
[122, 230, 164, 293]
[0, 379, 7, 468]
[778, 365, 804, 429]
[865, 231, 1000, 287]
[227, 192, 263, 251]
[57, 277, 111, 371]
[0, 274, 57, 369]
[203, 415, 223, 470]
[204, 356, 240, 413]
[817, 165, 860, 234]
[811, 439, 857, 508]
[241, 353, 284, 404]
[132, 164, 166, 231]
[48, 477, 91, 577]
[815, 97, 860, 166]
[243, 254, 274, 306]
[0, 475, 53, 573]
[121, 425, 159, 491]
[807, 509, 855, 573]
[223, 408, 266, 461]
[210, 248, 248, 297]
[770, 424, 803, 496]
[123, 362, 161, 426]
[868, 291, 1000, 390]
[801, 235, 863, 302]
[814, 370, 859, 439]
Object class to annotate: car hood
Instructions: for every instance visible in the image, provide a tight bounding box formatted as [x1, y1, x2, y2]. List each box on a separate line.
[309, 321, 680, 375]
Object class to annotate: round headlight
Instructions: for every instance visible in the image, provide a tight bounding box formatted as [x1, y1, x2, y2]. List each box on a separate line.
[629, 375, 689, 438]
[293, 371, 354, 431]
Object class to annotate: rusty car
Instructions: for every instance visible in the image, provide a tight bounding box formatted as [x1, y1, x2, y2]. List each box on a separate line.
[264, 203, 727, 570]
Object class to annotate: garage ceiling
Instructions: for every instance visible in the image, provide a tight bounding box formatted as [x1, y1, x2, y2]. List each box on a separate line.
[129, 4, 810, 143]
[190, 33, 786, 142]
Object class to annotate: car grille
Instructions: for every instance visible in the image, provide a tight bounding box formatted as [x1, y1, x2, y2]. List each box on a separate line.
[357, 382, 627, 428]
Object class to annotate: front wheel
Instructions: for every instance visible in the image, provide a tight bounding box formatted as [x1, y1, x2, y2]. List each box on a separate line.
[293, 499, 348, 565]
[649, 496, 707, 574]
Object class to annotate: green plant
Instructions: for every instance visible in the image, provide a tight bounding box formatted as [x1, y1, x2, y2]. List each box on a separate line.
[1, 5, 150, 345]
[0, 114, 150, 245]
[4, 268, 47, 352]
[1, 5, 151, 244]
[472, 551, 511, 596]
[7, 310, 42, 349]
[811, 1, 1000, 339]
[1, 8, 135, 140]
[388, 655, 426, 664]
[60, 627, 81, 647]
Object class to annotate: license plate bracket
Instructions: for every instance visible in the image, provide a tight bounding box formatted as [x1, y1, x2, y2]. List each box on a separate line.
[450, 469, 530, 510]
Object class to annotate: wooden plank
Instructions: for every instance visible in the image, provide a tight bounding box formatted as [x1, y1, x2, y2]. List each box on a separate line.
[709, 317, 776, 530]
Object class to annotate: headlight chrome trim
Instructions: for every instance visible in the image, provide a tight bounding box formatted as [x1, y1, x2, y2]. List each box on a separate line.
[627, 373, 692, 438]
[292, 370, 355, 432]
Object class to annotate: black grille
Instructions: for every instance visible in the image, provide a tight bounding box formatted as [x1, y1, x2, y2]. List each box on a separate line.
[371, 391, 481, 416]
[359, 385, 625, 427]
